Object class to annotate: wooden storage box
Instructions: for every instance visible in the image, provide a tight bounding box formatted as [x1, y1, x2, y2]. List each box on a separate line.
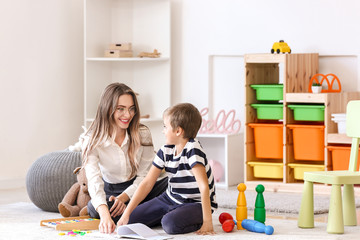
[248, 162, 283, 179]
[104, 50, 133, 58]
[109, 43, 132, 50]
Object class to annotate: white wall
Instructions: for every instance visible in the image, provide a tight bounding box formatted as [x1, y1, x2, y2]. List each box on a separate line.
[0, 0, 83, 188]
[171, 0, 360, 109]
[2, 0, 360, 189]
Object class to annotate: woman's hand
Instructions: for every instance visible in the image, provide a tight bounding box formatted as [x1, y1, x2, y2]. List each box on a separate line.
[97, 204, 116, 234]
[109, 195, 126, 217]
[196, 220, 215, 235]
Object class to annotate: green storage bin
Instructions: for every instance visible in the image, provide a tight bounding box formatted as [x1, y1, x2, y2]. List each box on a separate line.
[288, 105, 325, 121]
[250, 84, 283, 101]
[251, 104, 283, 120]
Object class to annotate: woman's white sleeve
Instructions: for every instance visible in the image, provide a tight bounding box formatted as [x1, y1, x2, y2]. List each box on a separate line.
[84, 149, 107, 210]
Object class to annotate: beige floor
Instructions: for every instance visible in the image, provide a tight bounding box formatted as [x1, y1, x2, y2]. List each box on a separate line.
[1, 187, 360, 226]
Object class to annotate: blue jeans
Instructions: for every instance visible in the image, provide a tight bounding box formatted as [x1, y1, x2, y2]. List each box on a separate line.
[128, 192, 203, 234]
[87, 177, 168, 223]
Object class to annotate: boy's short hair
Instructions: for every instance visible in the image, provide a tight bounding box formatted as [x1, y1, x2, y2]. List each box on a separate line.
[164, 103, 202, 139]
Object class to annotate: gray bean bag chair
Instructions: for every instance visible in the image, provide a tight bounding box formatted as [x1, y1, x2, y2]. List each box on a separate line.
[26, 150, 82, 212]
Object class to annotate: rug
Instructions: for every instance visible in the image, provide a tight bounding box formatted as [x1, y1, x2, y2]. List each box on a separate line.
[216, 188, 360, 214]
[0, 202, 359, 240]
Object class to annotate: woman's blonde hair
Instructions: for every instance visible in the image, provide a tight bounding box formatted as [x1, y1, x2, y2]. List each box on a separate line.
[82, 83, 142, 180]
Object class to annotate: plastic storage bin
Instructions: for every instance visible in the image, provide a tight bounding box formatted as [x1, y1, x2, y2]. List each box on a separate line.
[248, 162, 283, 179]
[248, 123, 283, 159]
[327, 146, 360, 171]
[251, 104, 283, 120]
[288, 105, 325, 121]
[287, 124, 325, 161]
[250, 84, 283, 101]
[288, 163, 325, 180]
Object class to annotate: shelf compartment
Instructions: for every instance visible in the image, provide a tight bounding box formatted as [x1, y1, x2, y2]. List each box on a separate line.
[248, 162, 283, 179]
[327, 145, 360, 171]
[250, 84, 283, 101]
[287, 124, 325, 161]
[251, 104, 283, 120]
[288, 163, 325, 180]
[248, 123, 283, 159]
[287, 104, 325, 121]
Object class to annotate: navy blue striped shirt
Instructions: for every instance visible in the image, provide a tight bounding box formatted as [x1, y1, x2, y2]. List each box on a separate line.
[153, 138, 217, 210]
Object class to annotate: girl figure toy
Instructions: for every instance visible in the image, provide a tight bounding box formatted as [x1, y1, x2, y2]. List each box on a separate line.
[118, 103, 217, 235]
[82, 83, 167, 234]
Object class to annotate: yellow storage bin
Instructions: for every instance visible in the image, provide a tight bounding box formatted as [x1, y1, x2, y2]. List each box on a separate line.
[288, 163, 325, 180]
[248, 162, 283, 179]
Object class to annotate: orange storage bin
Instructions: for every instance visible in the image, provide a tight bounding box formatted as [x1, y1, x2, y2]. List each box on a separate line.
[287, 124, 325, 161]
[248, 123, 283, 159]
[327, 146, 360, 171]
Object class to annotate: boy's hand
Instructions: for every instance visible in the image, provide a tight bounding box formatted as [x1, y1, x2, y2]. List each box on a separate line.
[196, 220, 215, 235]
[109, 195, 126, 217]
[117, 214, 130, 227]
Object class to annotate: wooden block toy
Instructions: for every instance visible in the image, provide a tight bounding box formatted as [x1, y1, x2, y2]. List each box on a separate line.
[104, 49, 133, 58]
[40, 215, 100, 231]
[138, 49, 161, 58]
[236, 183, 247, 230]
[109, 43, 132, 50]
[241, 219, 274, 235]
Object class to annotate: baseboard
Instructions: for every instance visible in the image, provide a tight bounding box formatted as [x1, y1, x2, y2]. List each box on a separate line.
[0, 178, 26, 190]
[244, 181, 360, 197]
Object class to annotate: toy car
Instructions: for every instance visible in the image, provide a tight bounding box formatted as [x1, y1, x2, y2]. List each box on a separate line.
[271, 40, 291, 54]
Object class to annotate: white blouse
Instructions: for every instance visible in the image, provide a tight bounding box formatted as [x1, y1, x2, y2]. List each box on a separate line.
[84, 126, 158, 210]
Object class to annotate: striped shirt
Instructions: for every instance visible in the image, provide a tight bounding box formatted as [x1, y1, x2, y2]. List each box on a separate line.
[153, 138, 218, 210]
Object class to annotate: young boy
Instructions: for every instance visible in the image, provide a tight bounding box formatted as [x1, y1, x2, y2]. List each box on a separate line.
[117, 103, 217, 235]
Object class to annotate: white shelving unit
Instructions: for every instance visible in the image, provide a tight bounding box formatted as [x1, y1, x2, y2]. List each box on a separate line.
[84, 0, 171, 149]
[197, 133, 243, 189]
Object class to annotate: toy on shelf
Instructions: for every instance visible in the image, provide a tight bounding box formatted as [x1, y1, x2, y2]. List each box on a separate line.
[138, 49, 161, 58]
[241, 219, 274, 235]
[40, 216, 100, 231]
[308, 73, 341, 93]
[254, 184, 266, 223]
[271, 40, 291, 54]
[199, 108, 241, 134]
[236, 183, 247, 230]
[104, 43, 133, 58]
[311, 82, 322, 94]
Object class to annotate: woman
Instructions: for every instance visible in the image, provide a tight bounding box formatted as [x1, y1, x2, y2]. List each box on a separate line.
[82, 83, 167, 234]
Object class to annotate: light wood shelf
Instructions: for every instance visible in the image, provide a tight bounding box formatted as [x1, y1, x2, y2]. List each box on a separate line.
[244, 53, 360, 187]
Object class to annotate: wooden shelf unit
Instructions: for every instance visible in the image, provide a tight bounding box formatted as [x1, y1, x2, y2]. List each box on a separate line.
[244, 53, 360, 187]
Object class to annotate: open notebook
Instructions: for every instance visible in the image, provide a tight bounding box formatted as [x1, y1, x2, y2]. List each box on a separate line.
[117, 223, 171, 240]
